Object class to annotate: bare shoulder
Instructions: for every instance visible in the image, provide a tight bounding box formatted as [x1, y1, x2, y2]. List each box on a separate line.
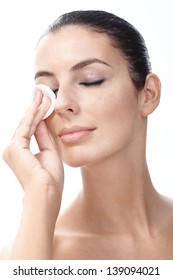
[0, 241, 13, 260]
[160, 194, 173, 213]
[52, 200, 95, 260]
[147, 193, 173, 238]
[160, 194, 173, 227]
[52, 193, 173, 260]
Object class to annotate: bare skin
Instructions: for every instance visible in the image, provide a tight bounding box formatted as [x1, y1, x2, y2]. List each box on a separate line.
[1, 25, 173, 260]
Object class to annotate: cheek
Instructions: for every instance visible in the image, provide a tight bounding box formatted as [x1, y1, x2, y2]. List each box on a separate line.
[92, 89, 138, 125]
[94, 90, 139, 146]
[45, 114, 59, 139]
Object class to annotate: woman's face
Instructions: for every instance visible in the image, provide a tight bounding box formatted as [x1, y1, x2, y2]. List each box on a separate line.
[34, 26, 144, 167]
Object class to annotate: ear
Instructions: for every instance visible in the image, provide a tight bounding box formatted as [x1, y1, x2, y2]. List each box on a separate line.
[139, 73, 161, 117]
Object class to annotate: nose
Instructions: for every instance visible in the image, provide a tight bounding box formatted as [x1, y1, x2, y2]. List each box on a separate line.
[54, 86, 80, 118]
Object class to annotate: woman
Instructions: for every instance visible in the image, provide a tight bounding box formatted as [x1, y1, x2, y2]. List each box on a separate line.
[1, 10, 173, 260]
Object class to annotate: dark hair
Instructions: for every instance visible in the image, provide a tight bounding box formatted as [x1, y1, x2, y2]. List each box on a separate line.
[44, 10, 151, 90]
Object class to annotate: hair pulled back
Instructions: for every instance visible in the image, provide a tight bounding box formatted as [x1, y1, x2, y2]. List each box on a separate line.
[44, 10, 151, 90]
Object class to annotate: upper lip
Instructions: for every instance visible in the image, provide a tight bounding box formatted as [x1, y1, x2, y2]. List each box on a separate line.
[58, 126, 96, 136]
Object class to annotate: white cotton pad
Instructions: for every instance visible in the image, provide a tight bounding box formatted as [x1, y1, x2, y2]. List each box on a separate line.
[35, 84, 56, 120]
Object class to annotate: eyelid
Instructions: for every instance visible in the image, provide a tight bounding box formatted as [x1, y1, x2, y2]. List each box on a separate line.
[51, 79, 104, 95]
[79, 79, 104, 86]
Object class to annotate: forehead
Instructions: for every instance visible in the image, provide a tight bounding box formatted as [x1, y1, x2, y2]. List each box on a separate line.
[35, 26, 126, 72]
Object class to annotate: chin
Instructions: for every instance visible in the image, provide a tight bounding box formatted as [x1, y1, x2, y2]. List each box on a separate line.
[62, 156, 91, 168]
[60, 147, 99, 168]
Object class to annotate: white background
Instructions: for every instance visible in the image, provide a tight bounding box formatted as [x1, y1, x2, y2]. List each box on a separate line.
[0, 0, 173, 251]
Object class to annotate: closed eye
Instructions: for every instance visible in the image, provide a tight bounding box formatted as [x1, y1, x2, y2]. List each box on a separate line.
[79, 79, 104, 86]
[52, 79, 104, 96]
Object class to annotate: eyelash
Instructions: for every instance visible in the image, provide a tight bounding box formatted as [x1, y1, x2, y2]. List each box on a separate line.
[79, 79, 104, 86]
[52, 79, 104, 96]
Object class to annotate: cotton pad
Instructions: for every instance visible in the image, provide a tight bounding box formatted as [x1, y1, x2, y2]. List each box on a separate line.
[35, 84, 56, 120]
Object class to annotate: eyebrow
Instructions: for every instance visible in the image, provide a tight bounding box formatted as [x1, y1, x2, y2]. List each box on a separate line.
[34, 58, 111, 80]
[70, 58, 111, 71]
[34, 71, 55, 80]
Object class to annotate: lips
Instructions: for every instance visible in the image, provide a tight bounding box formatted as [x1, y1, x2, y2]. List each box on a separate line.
[58, 126, 96, 144]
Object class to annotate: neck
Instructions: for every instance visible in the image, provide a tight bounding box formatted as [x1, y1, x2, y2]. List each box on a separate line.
[80, 148, 159, 235]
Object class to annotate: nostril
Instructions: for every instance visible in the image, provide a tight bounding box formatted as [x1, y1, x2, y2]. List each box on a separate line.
[55, 107, 73, 118]
[53, 90, 80, 117]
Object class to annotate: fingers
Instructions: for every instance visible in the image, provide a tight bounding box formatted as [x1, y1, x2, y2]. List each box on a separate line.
[15, 90, 51, 140]
[34, 121, 56, 151]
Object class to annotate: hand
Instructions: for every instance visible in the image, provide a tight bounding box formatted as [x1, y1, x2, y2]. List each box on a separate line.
[2, 90, 64, 259]
[3, 90, 64, 198]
